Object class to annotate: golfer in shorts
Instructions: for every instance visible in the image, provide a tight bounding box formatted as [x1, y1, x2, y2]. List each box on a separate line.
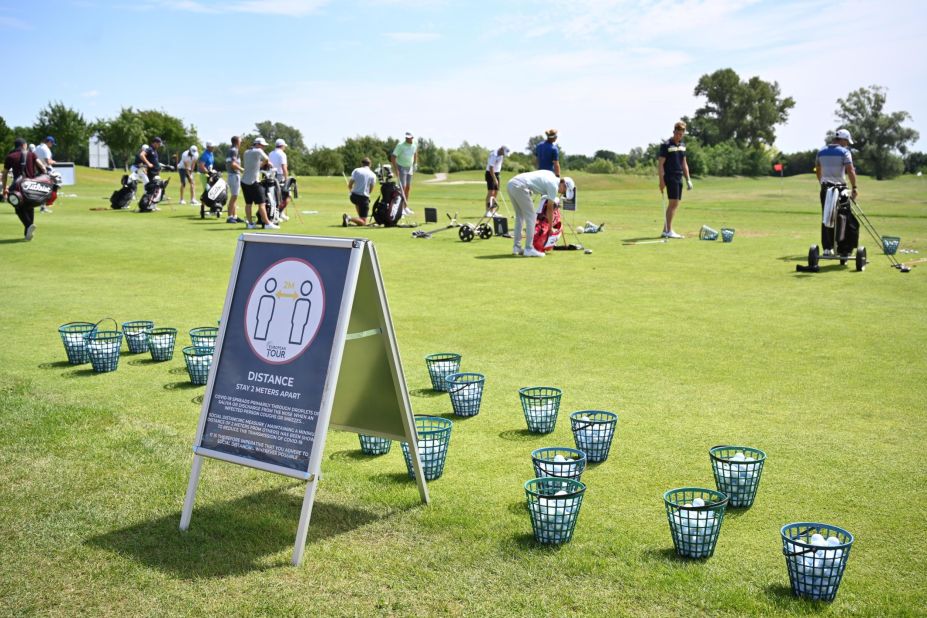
[225, 135, 244, 223]
[240, 137, 277, 230]
[178, 145, 198, 205]
[657, 120, 693, 239]
[344, 157, 376, 226]
[390, 131, 417, 215]
[506, 170, 574, 258]
[485, 145, 510, 217]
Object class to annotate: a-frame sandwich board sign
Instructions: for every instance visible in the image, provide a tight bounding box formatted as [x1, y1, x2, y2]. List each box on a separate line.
[179, 234, 428, 566]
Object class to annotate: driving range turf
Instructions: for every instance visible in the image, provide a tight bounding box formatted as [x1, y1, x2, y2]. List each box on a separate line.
[1, 168, 925, 616]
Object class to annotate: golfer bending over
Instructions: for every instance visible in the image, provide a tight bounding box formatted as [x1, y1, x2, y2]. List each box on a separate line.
[506, 170, 574, 258]
[657, 120, 693, 238]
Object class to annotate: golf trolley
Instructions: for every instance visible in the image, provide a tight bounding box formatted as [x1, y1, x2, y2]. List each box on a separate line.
[458, 213, 495, 242]
[200, 168, 228, 218]
[412, 212, 460, 239]
[797, 183, 910, 273]
[138, 165, 174, 212]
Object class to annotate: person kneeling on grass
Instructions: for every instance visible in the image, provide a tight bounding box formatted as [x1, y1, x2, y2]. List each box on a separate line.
[344, 157, 376, 227]
[506, 170, 575, 258]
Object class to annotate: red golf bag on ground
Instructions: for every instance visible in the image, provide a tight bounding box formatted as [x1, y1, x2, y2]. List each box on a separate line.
[534, 199, 562, 253]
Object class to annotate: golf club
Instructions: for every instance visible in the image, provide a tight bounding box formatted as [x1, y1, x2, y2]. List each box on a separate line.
[850, 196, 909, 272]
[661, 190, 667, 234]
[623, 238, 668, 246]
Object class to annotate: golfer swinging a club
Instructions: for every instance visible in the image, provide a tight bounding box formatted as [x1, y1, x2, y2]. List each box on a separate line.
[658, 120, 693, 239]
[506, 169, 575, 258]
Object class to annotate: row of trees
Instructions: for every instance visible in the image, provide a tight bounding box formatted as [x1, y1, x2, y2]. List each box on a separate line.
[1, 76, 920, 179]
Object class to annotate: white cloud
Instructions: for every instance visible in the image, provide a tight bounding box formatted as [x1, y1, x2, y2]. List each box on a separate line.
[81, 90, 100, 98]
[141, 0, 329, 15]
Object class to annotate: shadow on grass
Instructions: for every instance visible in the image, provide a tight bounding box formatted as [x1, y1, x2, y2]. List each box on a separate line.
[408, 387, 445, 399]
[622, 236, 666, 244]
[88, 486, 390, 578]
[506, 499, 527, 517]
[168, 366, 189, 375]
[642, 546, 707, 564]
[191, 394, 204, 405]
[38, 361, 73, 370]
[370, 472, 413, 485]
[328, 448, 383, 462]
[474, 254, 519, 260]
[127, 357, 160, 366]
[59, 368, 102, 379]
[498, 429, 543, 443]
[0, 238, 30, 244]
[163, 381, 200, 391]
[508, 532, 569, 553]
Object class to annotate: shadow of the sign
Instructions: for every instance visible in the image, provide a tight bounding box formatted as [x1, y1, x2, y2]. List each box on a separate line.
[87, 486, 391, 579]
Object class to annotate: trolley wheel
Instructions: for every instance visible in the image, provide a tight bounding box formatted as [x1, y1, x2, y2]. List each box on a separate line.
[477, 223, 493, 239]
[856, 246, 867, 272]
[808, 245, 820, 269]
[215, 209, 222, 219]
[459, 225, 475, 242]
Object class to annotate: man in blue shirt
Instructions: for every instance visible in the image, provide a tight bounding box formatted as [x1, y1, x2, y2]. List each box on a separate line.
[535, 129, 560, 177]
[815, 128, 858, 256]
[657, 121, 693, 239]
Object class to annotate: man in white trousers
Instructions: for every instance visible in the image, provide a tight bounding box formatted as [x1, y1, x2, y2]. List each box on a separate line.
[506, 170, 574, 257]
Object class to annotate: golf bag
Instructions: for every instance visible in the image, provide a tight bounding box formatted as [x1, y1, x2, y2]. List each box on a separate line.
[260, 170, 282, 222]
[372, 178, 403, 226]
[834, 195, 860, 256]
[110, 174, 137, 209]
[284, 176, 298, 199]
[200, 169, 228, 218]
[139, 173, 170, 212]
[7, 170, 61, 209]
[533, 205, 562, 253]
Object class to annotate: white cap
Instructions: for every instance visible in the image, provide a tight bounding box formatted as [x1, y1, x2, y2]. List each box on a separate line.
[501, 146, 510, 155]
[275, 138, 287, 147]
[562, 176, 575, 200]
[835, 129, 853, 144]
[404, 132, 414, 139]
[190, 145, 198, 153]
[253, 137, 268, 146]
[205, 140, 214, 148]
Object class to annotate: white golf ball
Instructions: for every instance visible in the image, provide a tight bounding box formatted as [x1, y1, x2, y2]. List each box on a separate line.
[692, 497, 705, 507]
[553, 454, 566, 463]
[576, 226, 585, 234]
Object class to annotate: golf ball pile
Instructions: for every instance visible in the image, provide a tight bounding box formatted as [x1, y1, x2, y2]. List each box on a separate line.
[185, 350, 214, 384]
[401, 437, 449, 481]
[530, 488, 582, 544]
[149, 334, 176, 360]
[62, 331, 91, 363]
[89, 339, 120, 356]
[358, 434, 391, 455]
[714, 451, 761, 506]
[448, 380, 484, 417]
[124, 330, 151, 353]
[191, 334, 218, 349]
[669, 497, 721, 558]
[786, 534, 846, 599]
[573, 415, 614, 460]
[536, 453, 583, 480]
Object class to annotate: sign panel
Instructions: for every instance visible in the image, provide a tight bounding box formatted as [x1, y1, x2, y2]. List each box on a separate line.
[196, 239, 351, 476]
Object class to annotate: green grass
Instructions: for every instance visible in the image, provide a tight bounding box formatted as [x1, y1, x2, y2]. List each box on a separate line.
[1, 168, 926, 616]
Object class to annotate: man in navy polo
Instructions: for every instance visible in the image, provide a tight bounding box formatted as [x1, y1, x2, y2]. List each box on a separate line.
[133, 137, 163, 186]
[815, 129, 858, 257]
[657, 120, 693, 239]
[535, 129, 560, 177]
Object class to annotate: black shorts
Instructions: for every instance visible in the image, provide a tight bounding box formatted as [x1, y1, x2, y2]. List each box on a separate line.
[241, 182, 266, 206]
[178, 168, 189, 186]
[485, 170, 500, 190]
[350, 193, 370, 218]
[664, 175, 683, 200]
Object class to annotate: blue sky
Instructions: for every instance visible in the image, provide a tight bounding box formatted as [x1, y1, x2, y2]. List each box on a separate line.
[2, 0, 924, 156]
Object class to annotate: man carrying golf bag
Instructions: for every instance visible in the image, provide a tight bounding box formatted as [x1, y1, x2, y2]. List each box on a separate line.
[2, 137, 57, 241]
[816, 129, 858, 257]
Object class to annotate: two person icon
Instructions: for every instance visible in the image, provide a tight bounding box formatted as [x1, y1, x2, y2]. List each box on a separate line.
[253, 277, 313, 345]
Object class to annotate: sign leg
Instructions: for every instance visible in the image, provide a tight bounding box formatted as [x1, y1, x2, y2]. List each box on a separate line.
[179, 455, 204, 531]
[291, 475, 319, 566]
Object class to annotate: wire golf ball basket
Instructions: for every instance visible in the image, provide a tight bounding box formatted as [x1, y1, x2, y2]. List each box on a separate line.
[709, 445, 766, 508]
[570, 411, 618, 463]
[122, 320, 154, 354]
[524, 477, 586, 545]
[358, 434, 392, 455]
[721, 228, 735, 243]
[664, 487, 729, 559]
[445, 372, 485, 417]
[400, 416, 453, 481]
[531, 447, 586, 481]
[183, 345, 214, 385]
[58, 322, 95, 365]
[148, 327, 177, 362]
[425, 353, 462, 392]
[189, 326, 219, 350]
[84, 319, 123, 373]
[519, 386, 563, 434]
[781, 522, 854, 602]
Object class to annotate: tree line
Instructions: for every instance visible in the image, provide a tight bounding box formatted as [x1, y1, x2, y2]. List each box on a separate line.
[1, 70, 920, 180]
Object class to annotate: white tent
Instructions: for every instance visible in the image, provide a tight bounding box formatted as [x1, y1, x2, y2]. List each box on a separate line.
[88, 134, 113, 169]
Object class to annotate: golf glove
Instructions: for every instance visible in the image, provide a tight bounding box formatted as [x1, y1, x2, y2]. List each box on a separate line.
[686, 179, 693, 190]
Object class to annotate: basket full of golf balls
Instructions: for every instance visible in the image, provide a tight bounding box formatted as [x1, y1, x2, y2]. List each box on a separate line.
[189, 326, 219, 350]
[709, 445, 766, 508]
[425, 353, 461, 392]
[524, 477, 586, 544]
[400, 415, 453, 480]
[664, 487, 728, 559]
[84, 319, 124, 373]
[531, 447, 586, 481]
[570, 411, 618, 463]
[58, 321, 96, 365]
[183, 345, 214, 385]
[781, 523, 854, 601]
[148, 327, 178, 361]
[358, 434, 392, 455]
[445, 372, 485, 417]
[519, 386, 562, 434]
[122, 320, 154, 354]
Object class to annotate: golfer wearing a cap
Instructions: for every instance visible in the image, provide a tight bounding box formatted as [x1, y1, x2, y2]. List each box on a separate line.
[535, 129, 560, 177]
[390, 132, 418, 214]
[2, 137, 41, 240]
[34, 136, 57, 212]
[657, 121, 693, 239]
[133, 137, 163, 187]
[225, 136, 245, 224]
[240, 137, 278, 230]
[178, 145, 199, 205]
[506, 169, 575, 258]
[815, 128, 858, 257]
[485, 145, 510, 217]
[269, 139, 291, 222]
